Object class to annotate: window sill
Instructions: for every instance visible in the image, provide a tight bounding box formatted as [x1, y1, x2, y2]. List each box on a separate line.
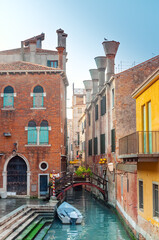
[30, 107, 46, 110]
[25, 144, 51, 147]
[1, 108, 15, 111]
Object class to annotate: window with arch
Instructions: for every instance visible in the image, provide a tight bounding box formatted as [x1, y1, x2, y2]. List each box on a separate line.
[33, 85, 44, 108]
[28, 120, 37, 144]
[26, 120, 51, 146]
[3, 86, 14, 108]
[40, 120, 49, 145]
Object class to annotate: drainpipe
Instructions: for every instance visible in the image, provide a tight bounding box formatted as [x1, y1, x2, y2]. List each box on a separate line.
[94, 57, 107, 92]
[102, 40, 120, 82]
[89, 69, 99, 100]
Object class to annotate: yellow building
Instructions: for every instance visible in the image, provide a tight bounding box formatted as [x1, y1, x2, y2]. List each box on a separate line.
[132, 68, 159, 238]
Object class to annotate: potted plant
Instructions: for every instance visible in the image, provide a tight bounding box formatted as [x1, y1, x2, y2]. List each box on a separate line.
[75, 166, 92, 178]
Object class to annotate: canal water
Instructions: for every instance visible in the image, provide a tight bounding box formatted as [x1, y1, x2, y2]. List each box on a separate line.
[44, 189, 131, 240]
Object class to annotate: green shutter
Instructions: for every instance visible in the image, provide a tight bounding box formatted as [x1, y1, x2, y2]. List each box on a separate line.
[28, 127, 37, 144]
[100, 134, 105, 154]
[111, 129, 115, 152]
[40, 127, 48, 144]
[94, 137, 98, 155]
[4, 93, 14, 108]
[148, 102, 152, 153]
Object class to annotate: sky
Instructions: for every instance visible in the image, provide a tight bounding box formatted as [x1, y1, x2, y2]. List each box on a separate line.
[0, 0, 159, 117]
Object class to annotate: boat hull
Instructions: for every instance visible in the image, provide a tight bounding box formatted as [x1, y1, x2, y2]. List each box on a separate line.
[57, 201, 83, 224]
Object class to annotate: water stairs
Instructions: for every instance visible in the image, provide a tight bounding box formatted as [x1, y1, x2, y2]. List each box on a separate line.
[0, 204, 56, 240]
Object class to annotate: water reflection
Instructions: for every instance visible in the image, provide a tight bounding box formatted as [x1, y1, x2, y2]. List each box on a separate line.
[44, 189, 130, 240]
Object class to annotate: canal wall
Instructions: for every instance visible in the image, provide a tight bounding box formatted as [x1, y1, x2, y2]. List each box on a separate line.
[116, 200, 154, 240]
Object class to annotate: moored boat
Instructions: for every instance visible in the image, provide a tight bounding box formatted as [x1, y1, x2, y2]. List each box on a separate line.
[57, 201, 83, 224]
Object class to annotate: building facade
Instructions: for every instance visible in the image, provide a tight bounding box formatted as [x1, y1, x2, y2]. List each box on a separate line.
[71, 86, 86, 166]
[0, 29, 68, 71]
[0, 61, 68, 198]
[131, 68, 159, 239]
[0, 29, 69, 198]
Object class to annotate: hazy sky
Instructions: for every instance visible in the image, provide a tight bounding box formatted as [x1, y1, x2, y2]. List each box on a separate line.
[0, 0, 159, 117]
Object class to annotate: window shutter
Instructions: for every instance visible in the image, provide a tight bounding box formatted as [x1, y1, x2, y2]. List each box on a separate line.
[28, 127, 37, 144]
[111, 129, 115, 152]
[88, 139, 92, 156]
[40, 127, 48, 144]
[95, 104, 98, 121]
[94, 137, 98, 155]
[100, 134, 105, 154]
[4, 93, 14, 108]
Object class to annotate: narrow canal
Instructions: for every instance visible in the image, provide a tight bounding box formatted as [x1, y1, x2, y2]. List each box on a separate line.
[44, 189, 131, 240]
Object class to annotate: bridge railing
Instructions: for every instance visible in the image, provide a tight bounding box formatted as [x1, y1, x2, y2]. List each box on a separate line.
[50, 171, 108, 200]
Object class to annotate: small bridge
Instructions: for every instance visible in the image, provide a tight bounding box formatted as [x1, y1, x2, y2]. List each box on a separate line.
[53, 172, 108, 201]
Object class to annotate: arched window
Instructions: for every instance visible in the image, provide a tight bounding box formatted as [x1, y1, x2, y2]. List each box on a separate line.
[3, 86, 14, 108]
[33, 85, 44, 108]
[28, 121, 37, 144]
[40, 120, 48, 144]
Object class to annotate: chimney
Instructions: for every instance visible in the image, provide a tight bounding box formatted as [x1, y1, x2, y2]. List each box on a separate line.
[29, 39, 37, 63]
[62, 33, 68, 53]
[102, 40, 120, 82]
[56, 46, 65, 70]
[89, 69, 99, 99]
[83, 80, 92, 106]
[56, 28, 64, 47]
[94, 56, 107, 91]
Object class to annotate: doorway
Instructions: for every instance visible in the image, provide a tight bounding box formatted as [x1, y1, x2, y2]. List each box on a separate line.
[39, 174, 49, 196]
[7, 156, 27, 195]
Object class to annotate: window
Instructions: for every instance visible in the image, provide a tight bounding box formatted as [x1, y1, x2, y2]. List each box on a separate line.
[28, 121, 37, 145]
[77, 132, 80, 146]
[27, 120, 50, 146]
[100, 134, 105, 154]
[3, 86, 14, 108]
[139, 180, 143, 210]
[153, 184, 159, 217]
[95, 104, 98, 121]
[111, 129, 115, 152]
[84, 119, 86, 128]
[33, 85, 44, 108]
[94, 137, 98, 155]
[101, 95, 106, 116]
[88, 139, 92, 156]
[127, 178, 129, 192]
[121, 176, 123, 197]
[47, 60, 58, 68]
[39, 161, 48, 171]
[88, 112, 91, 126]
[40, 120, 49, 145]
[112, 88, 114, 108]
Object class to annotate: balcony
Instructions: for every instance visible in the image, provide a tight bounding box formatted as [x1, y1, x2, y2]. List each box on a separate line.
[119, 131, 159, 161]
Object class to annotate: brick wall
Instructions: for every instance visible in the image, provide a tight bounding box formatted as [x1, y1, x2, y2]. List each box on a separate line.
[0, 71, 66, 196]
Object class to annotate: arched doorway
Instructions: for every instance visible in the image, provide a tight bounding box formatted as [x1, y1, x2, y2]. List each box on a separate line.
[7, 156, 27, 195]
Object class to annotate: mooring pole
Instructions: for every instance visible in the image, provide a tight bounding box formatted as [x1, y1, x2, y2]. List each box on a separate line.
[52, 170, 56, 198]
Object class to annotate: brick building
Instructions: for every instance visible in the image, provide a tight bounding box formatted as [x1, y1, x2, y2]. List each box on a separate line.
[0, 29, 68, 198]
[83, 39, 159, 237]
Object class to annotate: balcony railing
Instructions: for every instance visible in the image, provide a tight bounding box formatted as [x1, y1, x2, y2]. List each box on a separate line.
[119, 131, 159, 155]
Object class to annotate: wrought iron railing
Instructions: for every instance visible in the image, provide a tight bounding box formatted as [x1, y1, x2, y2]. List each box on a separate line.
[119, 131, 159, 155]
